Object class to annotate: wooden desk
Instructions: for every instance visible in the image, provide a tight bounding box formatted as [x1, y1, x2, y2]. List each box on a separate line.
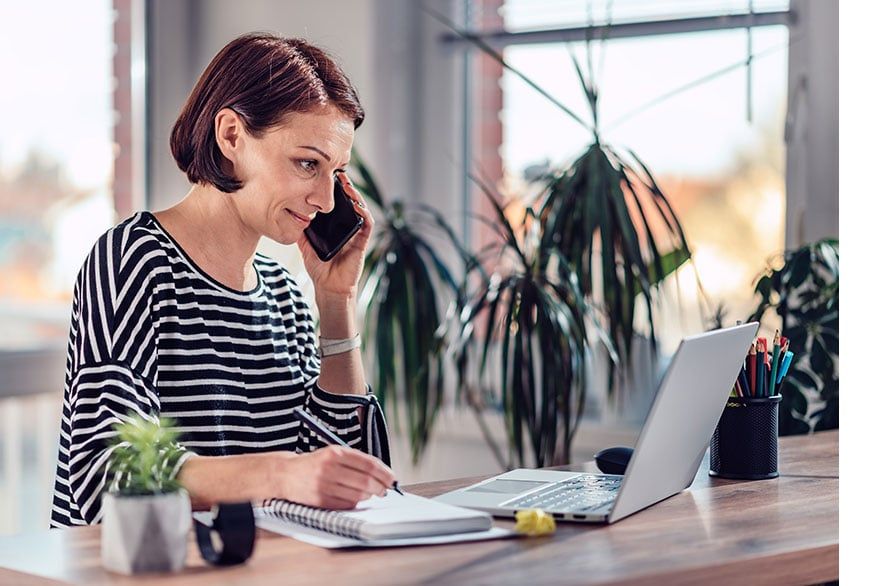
[0, 431, 838, 585]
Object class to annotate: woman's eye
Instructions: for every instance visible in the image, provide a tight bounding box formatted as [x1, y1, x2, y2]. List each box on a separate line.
[298, 160, 318, 174]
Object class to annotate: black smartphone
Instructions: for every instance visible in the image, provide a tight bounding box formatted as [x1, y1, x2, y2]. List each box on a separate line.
[303, 177, 365, 262]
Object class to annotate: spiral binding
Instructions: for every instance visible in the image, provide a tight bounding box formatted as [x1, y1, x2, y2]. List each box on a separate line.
[262, 498, 367, 540]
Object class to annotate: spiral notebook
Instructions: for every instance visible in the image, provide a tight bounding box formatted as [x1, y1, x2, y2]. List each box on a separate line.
[258, 491, 498, 544]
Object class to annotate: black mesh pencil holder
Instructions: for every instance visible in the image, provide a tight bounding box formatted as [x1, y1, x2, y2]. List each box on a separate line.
[710, 395, 781, 480]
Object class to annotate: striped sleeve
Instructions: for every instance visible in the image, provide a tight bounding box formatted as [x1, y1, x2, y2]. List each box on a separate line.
[67, 364, 192, 523]
[291, 286, 392, 467]
[65, 230, 191, 523]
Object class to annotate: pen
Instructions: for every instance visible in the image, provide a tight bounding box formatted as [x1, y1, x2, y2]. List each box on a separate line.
[780, 339, 790, 369]
[776, 351, 794, 385]
[292, 407, 403, 495]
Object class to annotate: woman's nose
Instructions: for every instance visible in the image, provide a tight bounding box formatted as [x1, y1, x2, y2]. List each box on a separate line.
[309, 177, 336, 214]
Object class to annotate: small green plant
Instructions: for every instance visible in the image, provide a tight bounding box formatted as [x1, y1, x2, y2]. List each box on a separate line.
[107, 415, 186, 495]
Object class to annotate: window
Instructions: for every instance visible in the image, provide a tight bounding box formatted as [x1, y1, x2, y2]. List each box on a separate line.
[1, 0, 118, 535]
[465, 0, 790, 354]
[0, 0, 115, 350]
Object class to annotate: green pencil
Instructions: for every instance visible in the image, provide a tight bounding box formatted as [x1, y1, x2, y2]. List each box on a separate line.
[768, 330, 781, 397]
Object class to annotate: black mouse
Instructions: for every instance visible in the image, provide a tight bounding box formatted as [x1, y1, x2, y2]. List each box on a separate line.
[594, 446, 634, 475]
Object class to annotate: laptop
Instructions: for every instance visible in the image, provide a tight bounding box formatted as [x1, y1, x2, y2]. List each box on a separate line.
[434, 322, 759, 524]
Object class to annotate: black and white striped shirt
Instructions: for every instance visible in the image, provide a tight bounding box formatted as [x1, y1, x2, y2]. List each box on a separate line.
[50, 212, 390, 528]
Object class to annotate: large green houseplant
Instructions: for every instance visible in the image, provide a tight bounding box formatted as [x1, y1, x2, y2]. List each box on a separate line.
[352, 153, 614, 469]
[353, 150, 475, 464]
[451, 176, 615, 468]
[355, 8, 698, 468]
[749, 238, 839, 435]
[102, 416, 190, 575]
[537, 70, 692, 374]
[430, 9, 694, 393]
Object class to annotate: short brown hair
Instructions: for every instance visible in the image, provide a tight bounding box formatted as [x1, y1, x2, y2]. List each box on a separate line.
[170, 32, 365, 193]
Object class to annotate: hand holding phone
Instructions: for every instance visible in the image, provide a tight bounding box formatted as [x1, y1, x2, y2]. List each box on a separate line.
[304, 177, 365, 262]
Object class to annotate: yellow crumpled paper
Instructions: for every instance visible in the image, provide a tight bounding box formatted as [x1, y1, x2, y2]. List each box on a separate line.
[514, 508, 556, 536]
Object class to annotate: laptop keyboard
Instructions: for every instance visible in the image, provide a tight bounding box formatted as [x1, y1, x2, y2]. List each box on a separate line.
[504, 474, 622, 513]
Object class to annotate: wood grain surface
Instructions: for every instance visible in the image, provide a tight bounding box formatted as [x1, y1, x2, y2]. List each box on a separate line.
[0, 431, 838, 585]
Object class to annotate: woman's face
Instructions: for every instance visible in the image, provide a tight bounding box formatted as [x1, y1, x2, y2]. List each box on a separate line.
[226, 105, 356, 245]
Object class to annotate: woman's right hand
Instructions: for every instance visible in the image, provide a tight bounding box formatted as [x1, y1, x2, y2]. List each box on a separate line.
[274, 446, 396, 509]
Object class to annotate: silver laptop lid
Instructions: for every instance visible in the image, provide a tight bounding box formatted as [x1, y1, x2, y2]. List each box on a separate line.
[608, 322, 759, 523]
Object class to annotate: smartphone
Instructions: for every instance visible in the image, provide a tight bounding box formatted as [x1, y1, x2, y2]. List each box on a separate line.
[303, 177, 365, 262]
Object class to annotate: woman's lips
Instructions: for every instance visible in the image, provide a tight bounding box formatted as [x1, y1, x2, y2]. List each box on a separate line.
[286, 209, 311, 227]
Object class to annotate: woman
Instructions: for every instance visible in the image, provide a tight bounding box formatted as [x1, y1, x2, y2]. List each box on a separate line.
[51, 32, 396, 527]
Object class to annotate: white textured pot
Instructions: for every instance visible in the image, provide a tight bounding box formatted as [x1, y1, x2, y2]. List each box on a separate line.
[101, 490, 191, 575]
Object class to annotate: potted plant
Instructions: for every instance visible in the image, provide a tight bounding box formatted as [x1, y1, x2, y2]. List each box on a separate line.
[427, 9, 696, 395]
[353, 150, 477, 463]
[450, 177, 615, 468]
[101, 415, 191, 575]
[353, 9, 700, 466]
[749, 238, 839, 435]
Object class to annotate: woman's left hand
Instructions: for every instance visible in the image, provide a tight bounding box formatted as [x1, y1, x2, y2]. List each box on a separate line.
[297, 172, 373, 301]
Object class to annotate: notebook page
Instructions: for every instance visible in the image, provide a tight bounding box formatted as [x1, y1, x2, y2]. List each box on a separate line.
[262, 491, 493, 540]
[334, 491, 491, 539]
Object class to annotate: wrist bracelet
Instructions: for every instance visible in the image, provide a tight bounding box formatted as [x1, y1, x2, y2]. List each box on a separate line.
[318, 333, 361, 358]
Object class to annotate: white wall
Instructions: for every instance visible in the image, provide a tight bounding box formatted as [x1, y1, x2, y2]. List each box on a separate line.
[147, 0, 199, 211]
[785, 0, 839, 246]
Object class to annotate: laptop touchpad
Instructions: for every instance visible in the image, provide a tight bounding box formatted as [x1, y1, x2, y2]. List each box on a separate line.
[466, 479, 547, 494]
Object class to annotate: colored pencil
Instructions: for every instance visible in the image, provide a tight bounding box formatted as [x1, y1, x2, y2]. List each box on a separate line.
[748, 343, 757, 394]
[756, 340, 765, 397]
[738, 368, 751, 397]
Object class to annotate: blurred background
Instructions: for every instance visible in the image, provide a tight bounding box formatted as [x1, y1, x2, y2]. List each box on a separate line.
[0, 0, 837, 535]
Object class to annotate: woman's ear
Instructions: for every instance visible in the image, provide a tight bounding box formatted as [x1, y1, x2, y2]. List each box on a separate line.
[214, 108, 244, 165]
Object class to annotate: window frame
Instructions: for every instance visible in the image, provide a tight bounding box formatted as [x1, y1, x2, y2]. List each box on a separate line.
[450, 0, 837, 250]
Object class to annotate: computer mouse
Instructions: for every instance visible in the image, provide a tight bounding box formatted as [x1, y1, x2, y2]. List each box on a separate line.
[594, 446, 633, 475]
